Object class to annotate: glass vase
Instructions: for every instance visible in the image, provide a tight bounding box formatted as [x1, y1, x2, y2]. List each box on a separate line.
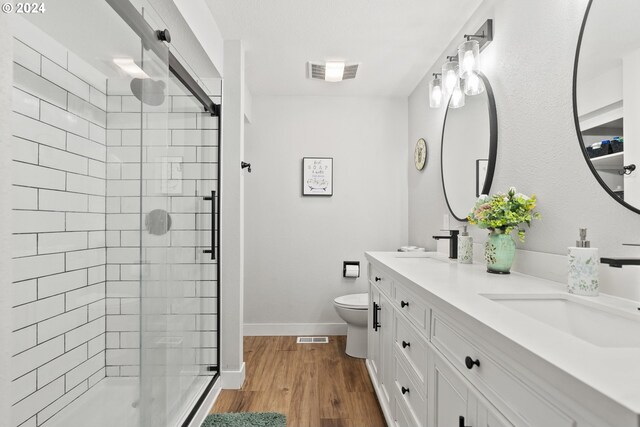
[485, 229, 516, 274]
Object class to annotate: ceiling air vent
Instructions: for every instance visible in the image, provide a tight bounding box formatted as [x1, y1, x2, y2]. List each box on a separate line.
[307, 62, 359, 82]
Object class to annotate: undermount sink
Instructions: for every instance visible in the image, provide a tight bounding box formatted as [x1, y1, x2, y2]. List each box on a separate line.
[483, 294, 640, 348]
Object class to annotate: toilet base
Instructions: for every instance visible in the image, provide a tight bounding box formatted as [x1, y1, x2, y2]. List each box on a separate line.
[345, 323, 367, 358]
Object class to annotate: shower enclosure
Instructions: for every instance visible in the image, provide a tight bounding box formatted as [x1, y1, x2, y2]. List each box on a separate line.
[9, 1, 220, 426]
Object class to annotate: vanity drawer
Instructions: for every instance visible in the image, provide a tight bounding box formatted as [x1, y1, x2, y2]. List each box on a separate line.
[431, 313, 575, 427]
[395, 355, 427, 427]
[394, 390, 419, 427]
[395, 284, 429, 331]
[369, 264, 392, 297]
[394, 312, 428, 395]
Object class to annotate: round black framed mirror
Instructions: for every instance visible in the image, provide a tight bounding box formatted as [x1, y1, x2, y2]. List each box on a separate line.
[573, 0, 640, 214]
[441, 72, 498, 221]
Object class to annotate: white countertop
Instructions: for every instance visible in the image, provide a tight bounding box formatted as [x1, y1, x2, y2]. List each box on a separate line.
[365, 251, 640, 423]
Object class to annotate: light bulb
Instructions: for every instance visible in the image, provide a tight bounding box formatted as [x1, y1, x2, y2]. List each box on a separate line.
[464, 72, 485, 96]
[432, 86, 442, 106]
[449, 84, 465, 109]
[429, 77, 442, 108]
[445, 70, 457, 91]
[457, 39, 480, 79]
[462, 50, 475, 76]
[441, 61, 459, 98]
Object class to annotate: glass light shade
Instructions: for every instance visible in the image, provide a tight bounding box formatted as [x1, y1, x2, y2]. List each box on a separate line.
[449, 81, 465, 109]
[464, 71, 485, 96]
[458, 39, 480, 79]
[429, 77, 443, 108]
[441, 61, 459, 98]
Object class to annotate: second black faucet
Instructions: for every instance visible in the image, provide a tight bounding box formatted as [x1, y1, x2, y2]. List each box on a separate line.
[433, 229, 460, 259]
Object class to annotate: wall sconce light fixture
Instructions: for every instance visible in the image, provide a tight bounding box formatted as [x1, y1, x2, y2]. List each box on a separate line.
[429, 19, 493, 108]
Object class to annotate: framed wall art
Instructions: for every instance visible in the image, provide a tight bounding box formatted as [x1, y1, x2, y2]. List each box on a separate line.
[302, 157, 333, 196]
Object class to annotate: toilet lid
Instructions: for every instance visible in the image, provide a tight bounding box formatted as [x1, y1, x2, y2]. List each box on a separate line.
[334, 293, 368, 309]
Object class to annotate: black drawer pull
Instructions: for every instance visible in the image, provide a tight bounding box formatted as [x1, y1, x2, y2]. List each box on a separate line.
[465, 356, 480, 370]
[402, 341, 410, 349]
[375, 276, 381, 282]
[400, 300, 409, 308]
[459, 415, 470, 427]
[401, 386, 409, 395]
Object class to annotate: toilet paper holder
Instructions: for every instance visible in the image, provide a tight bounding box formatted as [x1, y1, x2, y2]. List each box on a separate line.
[343, 261, 360, 278]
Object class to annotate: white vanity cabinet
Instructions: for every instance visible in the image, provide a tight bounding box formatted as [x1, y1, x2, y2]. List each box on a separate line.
[365, 255, 594, 427]
[368, 264, 431, 427]
[368, 266, 395, 416]
[430, 344, 512, 427]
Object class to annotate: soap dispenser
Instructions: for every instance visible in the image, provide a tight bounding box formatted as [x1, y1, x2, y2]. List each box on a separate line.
[568, 228, 599, 296]
[458, 225, 473, 264]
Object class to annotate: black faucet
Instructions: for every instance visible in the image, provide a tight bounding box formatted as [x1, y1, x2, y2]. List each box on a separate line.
[600, 258, 640, 268]
[433, 229, 459, 259]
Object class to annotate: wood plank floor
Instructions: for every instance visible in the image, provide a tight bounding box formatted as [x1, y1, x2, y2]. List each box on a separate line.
[212, 336, 387, 427]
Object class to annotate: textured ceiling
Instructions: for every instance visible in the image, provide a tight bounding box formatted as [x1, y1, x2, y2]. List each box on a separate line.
[206, 0, 482, 96]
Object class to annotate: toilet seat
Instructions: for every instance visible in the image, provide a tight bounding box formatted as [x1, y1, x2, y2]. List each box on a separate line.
[334, 293, 368, 310]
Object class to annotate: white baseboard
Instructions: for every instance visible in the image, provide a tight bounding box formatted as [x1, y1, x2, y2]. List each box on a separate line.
[243, 322, 347, 336]
[186, 378, 222, 427]
[221, 362, 246, 389]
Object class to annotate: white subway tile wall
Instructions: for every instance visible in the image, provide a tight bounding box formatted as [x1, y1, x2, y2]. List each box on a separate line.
[11, 25, 107, 427]
[11, 17, 221, 426]
[105, 88, 220, 377]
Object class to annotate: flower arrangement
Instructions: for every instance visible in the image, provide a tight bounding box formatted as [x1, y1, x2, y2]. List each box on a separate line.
[467, 187, 541, 242]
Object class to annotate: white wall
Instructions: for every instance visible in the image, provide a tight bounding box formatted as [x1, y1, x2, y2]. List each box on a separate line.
[408, 0, 640, 300]
[220, 40, 245, 387]
[244, 96, 408, 334]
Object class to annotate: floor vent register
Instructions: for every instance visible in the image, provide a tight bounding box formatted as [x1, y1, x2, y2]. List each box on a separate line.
[296, 337, 329, 344]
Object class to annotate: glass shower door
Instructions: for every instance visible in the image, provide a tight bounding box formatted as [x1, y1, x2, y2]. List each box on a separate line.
[137, 8, 218, 423]
[135, 7, 172, 426]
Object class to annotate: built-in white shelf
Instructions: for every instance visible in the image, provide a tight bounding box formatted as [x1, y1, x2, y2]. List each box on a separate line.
[579, 100, 623, 133]
[591, 151, 623, 170]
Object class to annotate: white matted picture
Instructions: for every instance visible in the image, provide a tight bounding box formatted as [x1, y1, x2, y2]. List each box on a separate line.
[302, 157, 333, 196]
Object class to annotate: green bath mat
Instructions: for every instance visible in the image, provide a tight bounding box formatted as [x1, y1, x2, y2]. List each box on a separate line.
[202, 412, 286, 427]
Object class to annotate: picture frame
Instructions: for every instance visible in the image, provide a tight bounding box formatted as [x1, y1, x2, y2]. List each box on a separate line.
[302, 157, 333, 196]
[476, 159, 489, 197]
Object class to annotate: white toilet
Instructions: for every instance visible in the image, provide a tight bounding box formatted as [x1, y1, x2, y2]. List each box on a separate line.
[333, 293, 369, 358]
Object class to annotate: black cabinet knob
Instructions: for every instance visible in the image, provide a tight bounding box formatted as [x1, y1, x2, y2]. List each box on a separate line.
[459, 415, 470, 427]
[375, 277, 381, 282]
[401, 386, 410, 395]
[465, 356, 480, 370]
[402, 340, 410, 349]
[401, 300, 409, 308]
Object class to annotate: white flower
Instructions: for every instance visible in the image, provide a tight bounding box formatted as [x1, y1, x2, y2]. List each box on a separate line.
[515, 193, 529, 201]
[478, 194, 489, 201]
[509, 186, 517, 193]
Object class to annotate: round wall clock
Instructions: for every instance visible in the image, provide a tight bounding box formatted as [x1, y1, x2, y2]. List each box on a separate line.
[414, 138, 427, 170]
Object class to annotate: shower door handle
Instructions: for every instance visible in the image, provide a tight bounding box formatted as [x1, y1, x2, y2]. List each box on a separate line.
[202, 191, 216, 260]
